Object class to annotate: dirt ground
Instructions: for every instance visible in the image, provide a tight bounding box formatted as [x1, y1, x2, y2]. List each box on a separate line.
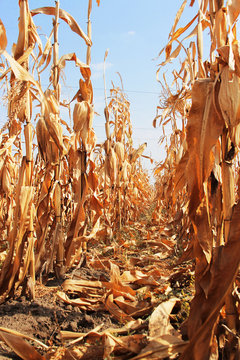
[0, 271, 120, 359]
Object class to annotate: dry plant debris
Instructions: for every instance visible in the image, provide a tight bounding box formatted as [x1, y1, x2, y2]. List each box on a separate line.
[0, 220, 192, 360]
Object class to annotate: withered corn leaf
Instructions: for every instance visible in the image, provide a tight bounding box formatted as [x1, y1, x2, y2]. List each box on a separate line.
[181, 201, 240, 359]
[0, 329, 45, 360]
[31, 7, 91, 46]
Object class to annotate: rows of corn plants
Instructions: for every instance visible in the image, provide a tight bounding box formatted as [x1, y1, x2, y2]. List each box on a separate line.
[154, 0, 240, 358]
[1, 0, 239, 359]
[0, 0, 151, 305]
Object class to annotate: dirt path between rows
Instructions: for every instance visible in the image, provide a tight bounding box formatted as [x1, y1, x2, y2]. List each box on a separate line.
[0, 220, 194, 359]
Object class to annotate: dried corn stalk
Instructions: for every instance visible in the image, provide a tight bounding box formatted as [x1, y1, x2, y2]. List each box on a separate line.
[99, 80, 151, 236]
[0, 1, 102, 297]
[156, 1, 240, 358]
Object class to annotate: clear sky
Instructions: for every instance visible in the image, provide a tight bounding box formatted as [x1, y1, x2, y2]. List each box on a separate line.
[0, 0, 197, 176]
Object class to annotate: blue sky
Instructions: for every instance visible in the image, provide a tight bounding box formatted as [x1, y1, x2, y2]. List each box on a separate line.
[0, 0, 197, 176]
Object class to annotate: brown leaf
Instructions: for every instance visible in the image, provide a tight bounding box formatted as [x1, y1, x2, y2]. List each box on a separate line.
[80, 66, 91, 80]
[130, 143, 147, 163]
[58, 52, 89, 71]
[218, 66, 240, 128]
[172, 14, 198, 41]
[105, 294, 134, 323]
[80, 78, 93, 103]
[88, 170, 99, 192]
[182, 201, 240, 359]
[114, 296, 144, 316]
[186, 79, 224, 215]
[0, 329, 45, 360]
[192, 203, 213, 280]
[89, 195, 102, 215]
[36, 117, 59, 164]
[159, 43, 183, 68]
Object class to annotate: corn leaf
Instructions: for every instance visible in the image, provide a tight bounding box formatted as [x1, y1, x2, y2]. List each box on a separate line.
[31, 7, 92, 46]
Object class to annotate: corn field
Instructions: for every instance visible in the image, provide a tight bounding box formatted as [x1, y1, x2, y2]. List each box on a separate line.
[0, 1, 239, 359]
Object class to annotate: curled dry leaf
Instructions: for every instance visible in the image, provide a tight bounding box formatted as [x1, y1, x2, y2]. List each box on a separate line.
[58, 52, 89, 71]
[31, 7, 92, 46]
[36, 117, 59, 164]
[104, 333, 146, 358]
[79, 78, 93, 103]
[105, 293, 134, 323]
[37, 29, 54, 71]
[149, 298, 180, 338]
[130, 143, 147, 163]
